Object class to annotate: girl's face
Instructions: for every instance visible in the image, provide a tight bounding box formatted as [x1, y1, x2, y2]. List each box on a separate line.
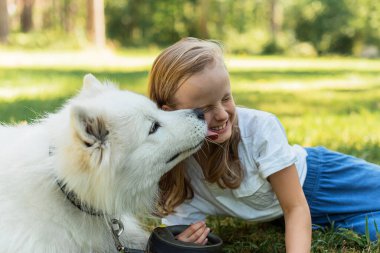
[165, 61, 236, 144]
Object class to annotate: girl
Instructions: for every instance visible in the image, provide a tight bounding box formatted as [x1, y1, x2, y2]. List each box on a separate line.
[148, 37, 380, 252]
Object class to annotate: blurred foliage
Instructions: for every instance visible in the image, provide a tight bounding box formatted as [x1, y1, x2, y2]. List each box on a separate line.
[2, 0, 380, 55]
[104, 0, 380, 55]
[286, 0, 380, 55]
[105, 0, 277, 53]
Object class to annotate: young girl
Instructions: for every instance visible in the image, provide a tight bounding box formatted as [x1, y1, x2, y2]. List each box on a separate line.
[148, 37, 380, 252]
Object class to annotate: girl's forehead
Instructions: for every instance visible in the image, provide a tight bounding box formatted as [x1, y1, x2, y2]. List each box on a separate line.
[173, 64, 231, 108]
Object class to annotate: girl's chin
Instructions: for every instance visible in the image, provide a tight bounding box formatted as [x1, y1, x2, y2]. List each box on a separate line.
[212, 126, 232, 143]
[214, 135, 231, 143]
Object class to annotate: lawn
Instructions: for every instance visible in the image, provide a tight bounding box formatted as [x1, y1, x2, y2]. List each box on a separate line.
[0, 51, 379, 252]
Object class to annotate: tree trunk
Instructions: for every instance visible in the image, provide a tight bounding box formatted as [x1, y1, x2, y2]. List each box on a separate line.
[86, 0, 106, 48]
[21, 0, 34, 32]
[62, 0, 76, 33]
[269, 0, 282, 43]
[198, 0, 209, 38]
[0, 0, 9, 43]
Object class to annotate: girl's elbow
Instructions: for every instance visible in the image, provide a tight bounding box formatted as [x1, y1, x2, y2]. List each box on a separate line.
[282, 203, 310, 217]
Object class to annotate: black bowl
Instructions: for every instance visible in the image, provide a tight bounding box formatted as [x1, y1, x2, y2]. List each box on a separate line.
[147, 225, 223, 253]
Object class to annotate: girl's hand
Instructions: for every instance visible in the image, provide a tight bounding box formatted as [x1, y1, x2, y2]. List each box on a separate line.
[175, 221, 210, 245]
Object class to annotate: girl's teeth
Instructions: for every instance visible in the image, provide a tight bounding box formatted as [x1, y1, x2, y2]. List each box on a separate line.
[211, 122, 226, 131]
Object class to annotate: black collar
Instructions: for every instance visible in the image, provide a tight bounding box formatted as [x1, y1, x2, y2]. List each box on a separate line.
[51, 144, 104, 217]
[56, 179, 104, 217]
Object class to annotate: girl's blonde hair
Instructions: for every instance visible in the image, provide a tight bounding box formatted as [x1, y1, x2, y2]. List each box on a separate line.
[148, 37, 243, 215]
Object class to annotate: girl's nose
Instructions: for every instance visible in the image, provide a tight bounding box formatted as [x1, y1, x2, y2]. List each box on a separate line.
[213, 105, 228, 121]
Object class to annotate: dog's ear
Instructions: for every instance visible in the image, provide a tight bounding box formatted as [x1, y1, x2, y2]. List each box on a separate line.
[71, 105, 109, 147]
[81, 74, 104, 96]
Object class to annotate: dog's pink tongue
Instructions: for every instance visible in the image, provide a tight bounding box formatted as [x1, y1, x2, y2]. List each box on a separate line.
[207, 129, 218, 140]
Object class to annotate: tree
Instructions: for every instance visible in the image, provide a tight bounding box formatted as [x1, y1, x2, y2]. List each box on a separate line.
[269, 0, 282, 44]
[262, 0, 284, 54]
[86, 0, 106, 47]
[21, 0, 35, 32]
[198, 0, 210, 38]
[61, 0, 76, 33]
[0, 0, 9, 43]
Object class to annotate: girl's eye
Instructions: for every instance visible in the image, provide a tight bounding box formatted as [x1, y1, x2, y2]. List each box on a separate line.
[201, 107, 212, 113]
[149, 122, 160, 135]
[222, 96, 231, 102]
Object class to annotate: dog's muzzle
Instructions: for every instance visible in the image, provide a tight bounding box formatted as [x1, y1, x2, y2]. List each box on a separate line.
[146, 225, 223, 253]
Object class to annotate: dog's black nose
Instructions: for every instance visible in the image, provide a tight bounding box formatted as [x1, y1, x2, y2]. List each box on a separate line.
[193, 108, 204, 120]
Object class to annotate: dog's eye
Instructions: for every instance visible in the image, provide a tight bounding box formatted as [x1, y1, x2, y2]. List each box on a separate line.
[149, 122, 160, 135]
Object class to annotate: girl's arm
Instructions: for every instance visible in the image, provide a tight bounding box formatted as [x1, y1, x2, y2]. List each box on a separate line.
[268, 164, 311, 253]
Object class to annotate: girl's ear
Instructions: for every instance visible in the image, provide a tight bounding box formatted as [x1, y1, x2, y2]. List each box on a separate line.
[161, 105, 172, 111]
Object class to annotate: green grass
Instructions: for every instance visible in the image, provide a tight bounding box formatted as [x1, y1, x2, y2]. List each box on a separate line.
[0, 68, 149, 123]
[0, 53, 379, 252]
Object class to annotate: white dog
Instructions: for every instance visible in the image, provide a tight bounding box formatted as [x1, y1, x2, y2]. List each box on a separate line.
[0, 74, 207, 253]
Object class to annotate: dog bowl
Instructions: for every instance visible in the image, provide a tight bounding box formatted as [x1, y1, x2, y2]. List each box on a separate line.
[146, 225, 223, 253]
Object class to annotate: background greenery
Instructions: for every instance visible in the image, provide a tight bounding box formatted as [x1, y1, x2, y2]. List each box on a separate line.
[1, 0, 380, 56]
[105, 0, 380, 55]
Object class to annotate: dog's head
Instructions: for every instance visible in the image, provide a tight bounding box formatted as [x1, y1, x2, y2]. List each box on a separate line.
[55, 74, 206, 215]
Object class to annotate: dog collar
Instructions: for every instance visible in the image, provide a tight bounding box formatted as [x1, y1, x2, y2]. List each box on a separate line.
[56, 179, 104, 217]
[50, 144, 104, 217]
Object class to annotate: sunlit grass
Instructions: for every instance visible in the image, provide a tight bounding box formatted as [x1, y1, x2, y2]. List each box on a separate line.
[226, 56, 380, 72]
[0, 52, 379, 252]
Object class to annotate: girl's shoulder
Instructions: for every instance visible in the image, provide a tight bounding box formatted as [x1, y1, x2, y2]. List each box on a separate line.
[236, 107, 280, 137]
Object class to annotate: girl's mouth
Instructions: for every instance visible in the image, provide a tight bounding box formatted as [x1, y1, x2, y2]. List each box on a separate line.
[206, 121, 228, 140]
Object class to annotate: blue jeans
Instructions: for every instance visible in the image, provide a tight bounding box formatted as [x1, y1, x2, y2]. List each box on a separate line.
[303, 146, 380, 241]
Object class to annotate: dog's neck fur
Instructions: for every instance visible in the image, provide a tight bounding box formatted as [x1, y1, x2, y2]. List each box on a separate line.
[49, 144, 104, 217]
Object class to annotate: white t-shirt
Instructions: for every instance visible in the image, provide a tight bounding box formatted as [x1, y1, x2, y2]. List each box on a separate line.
[162, 107, 308, 225]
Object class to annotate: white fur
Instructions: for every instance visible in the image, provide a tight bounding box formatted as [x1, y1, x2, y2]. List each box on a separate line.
[0, 74, 207, 253]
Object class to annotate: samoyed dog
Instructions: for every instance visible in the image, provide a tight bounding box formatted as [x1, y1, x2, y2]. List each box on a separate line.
[0, 74, 207, 253]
